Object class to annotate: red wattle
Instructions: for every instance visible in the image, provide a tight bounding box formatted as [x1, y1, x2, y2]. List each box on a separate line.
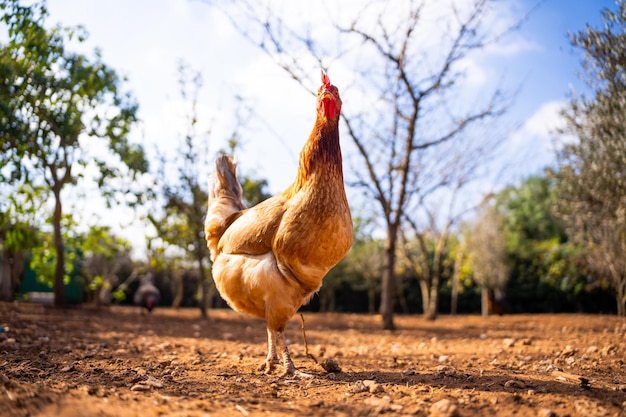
[322, 100, 335, 119]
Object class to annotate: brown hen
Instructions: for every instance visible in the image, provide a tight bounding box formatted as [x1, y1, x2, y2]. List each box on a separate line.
[205, 70, 352, 376]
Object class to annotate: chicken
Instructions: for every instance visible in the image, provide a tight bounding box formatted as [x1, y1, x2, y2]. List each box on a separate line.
[205, 70, 353, 376]
[133, 273, 160, 315]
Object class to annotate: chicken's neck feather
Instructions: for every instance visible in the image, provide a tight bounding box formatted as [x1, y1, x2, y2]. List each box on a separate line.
[288, 117, 343, 194]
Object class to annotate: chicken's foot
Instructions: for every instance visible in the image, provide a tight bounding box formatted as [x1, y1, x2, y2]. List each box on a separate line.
[262, 327, 315, 378]
[277, 330, 314, 378]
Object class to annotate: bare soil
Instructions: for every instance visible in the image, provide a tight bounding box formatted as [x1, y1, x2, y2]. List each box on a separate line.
[1, 302, 625, 417]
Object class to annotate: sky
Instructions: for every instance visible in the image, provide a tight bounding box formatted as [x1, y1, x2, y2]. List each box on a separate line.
[34, 0, 618, 254]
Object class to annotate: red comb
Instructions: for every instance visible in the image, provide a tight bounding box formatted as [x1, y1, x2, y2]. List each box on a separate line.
[321, 70, 331, 87]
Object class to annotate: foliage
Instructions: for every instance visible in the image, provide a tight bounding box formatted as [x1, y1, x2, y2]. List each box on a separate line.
[551, 0, 626, 315]
[0, 184, 43, 253]
[240, 177, 272, 207]
[29, 214, 79, 288]
[495, 176, 597, 312]
[496, 176, 567, 251]
[0, 185, 41, 300]
[0, 0, 147, 305]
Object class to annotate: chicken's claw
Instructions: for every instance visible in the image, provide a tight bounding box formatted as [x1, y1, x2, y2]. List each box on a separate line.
[258, 357, 279, 374]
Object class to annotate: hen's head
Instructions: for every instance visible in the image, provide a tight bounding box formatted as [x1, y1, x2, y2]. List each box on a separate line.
[317, 70, 342, 120]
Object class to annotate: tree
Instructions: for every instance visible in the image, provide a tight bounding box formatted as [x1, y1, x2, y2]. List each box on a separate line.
[465, 199, 509, 316]
[214, 0, 515, 328]
[497, 176, 592, 313]
[552, 1, 626, 315]
[0, 0, 147, 306]
[0, 184, 43, 300]
[448, 233, 471, 315]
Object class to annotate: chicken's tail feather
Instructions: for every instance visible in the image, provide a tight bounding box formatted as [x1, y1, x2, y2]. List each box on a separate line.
[205, 155, 246, 261]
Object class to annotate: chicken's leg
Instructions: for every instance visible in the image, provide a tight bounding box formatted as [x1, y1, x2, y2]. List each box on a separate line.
[275, 330, 297, 376]
[258, 328, 279, 374]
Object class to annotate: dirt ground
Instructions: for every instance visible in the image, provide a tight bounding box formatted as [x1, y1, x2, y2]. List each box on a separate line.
[1, 302, 625, 417]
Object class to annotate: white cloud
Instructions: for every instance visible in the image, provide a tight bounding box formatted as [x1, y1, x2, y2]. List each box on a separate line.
[511, 100, 567, 146]
[501, 100, 578, 179]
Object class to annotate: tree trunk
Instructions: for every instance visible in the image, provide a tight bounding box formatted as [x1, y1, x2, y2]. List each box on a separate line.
[379, 225, 398, 330]
[451, 266, 459, 316]
[450, 246, 464, 316]
[396, 275, 410, 314]
[419, 279, 430, 316]
[0, 251, 12, 301]
[368, 286, 376, 314]
[420, 267, 435, 319]
[481, 287, 489, 317]
[197, 262, 209, 319]
[425, 273, 440, 320]
[172, 270, 183, 309]
[617, 281, 625, 317]
[52, 188, 66, 307]
[425, 235, 447, 320]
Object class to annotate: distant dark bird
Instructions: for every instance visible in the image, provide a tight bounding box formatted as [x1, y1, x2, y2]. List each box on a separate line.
[134, 273, 160, 314]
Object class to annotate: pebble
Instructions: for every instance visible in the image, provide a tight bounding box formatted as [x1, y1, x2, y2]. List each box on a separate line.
[130, 383, 151, 392]
[348, 380, 368, 394]
[362, 380, 384, 393]
[503, 338, 515, 348]
[320, 358, 341, 373]
[504, 379, 526, 389]
[435, 365, 455, 376]
[430, 399, 458, 417]
[601, 344, 617, 356]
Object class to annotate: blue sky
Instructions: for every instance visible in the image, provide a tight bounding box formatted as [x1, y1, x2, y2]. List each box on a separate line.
[38, 0, 617, 251]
